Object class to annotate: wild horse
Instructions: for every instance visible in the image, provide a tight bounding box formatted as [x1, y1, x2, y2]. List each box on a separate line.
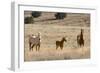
[56, 37, 67, 50]
[77, 29, 84, 47]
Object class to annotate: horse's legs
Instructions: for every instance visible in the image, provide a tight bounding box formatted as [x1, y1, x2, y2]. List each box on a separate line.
[29, 42, 31, 51]
[36, 45, 40, 51]
[31, 44, 35, 51]
[79, 39, 84, 47]
[82, 40, 84, 46]
[56, 45, 58, 50]
[36, 45, 38, 51]
[60, 44, 63, 50]
[38, 44, 40, 51]
[60, 46, 63, 50]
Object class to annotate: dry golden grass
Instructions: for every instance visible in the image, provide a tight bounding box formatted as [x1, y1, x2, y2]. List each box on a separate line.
[24, 47, 90, 61]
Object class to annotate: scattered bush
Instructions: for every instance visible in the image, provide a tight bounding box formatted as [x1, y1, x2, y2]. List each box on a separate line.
[24, 16, 34, 24]
[55, 13, 66, 19]
[31, 11, 41, 18]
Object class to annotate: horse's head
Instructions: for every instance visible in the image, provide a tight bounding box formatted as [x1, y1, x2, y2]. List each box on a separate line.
[37, 32, 41, 39]
[81, 29, 84, 34]
[62, 37, 67, 42]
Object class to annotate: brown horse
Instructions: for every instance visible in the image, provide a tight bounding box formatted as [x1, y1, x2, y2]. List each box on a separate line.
[77, 29, 84, 47]
[56, 37, 67, 50]
[29, 33, 41, 51]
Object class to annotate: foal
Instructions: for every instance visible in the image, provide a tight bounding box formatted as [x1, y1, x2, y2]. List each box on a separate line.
[77, 29, 84, 47]
[56, 37, 67, 50]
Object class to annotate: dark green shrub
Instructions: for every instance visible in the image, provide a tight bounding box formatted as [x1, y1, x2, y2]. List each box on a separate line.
[31, 11, 41, 18]
[24, 16, 34, 24]
[55, 13, 66, 19]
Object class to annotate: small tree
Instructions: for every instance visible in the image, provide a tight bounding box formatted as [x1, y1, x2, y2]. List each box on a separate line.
[24, 16, 34, 24]
[55, 13, 66, 19]
[31, 11, 41, 18]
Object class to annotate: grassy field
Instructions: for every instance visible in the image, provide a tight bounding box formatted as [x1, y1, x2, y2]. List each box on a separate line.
[24, 12, 90, 61]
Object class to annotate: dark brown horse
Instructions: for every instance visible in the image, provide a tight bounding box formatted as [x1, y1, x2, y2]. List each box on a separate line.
[56, 37, 67, 50]
[77, 29, 84, 47]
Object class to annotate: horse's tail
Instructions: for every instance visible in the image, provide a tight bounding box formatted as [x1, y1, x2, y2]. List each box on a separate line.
[77, 35, 80, 42]
[56, 41, 59, 50]
[56, 41, 59, 45]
